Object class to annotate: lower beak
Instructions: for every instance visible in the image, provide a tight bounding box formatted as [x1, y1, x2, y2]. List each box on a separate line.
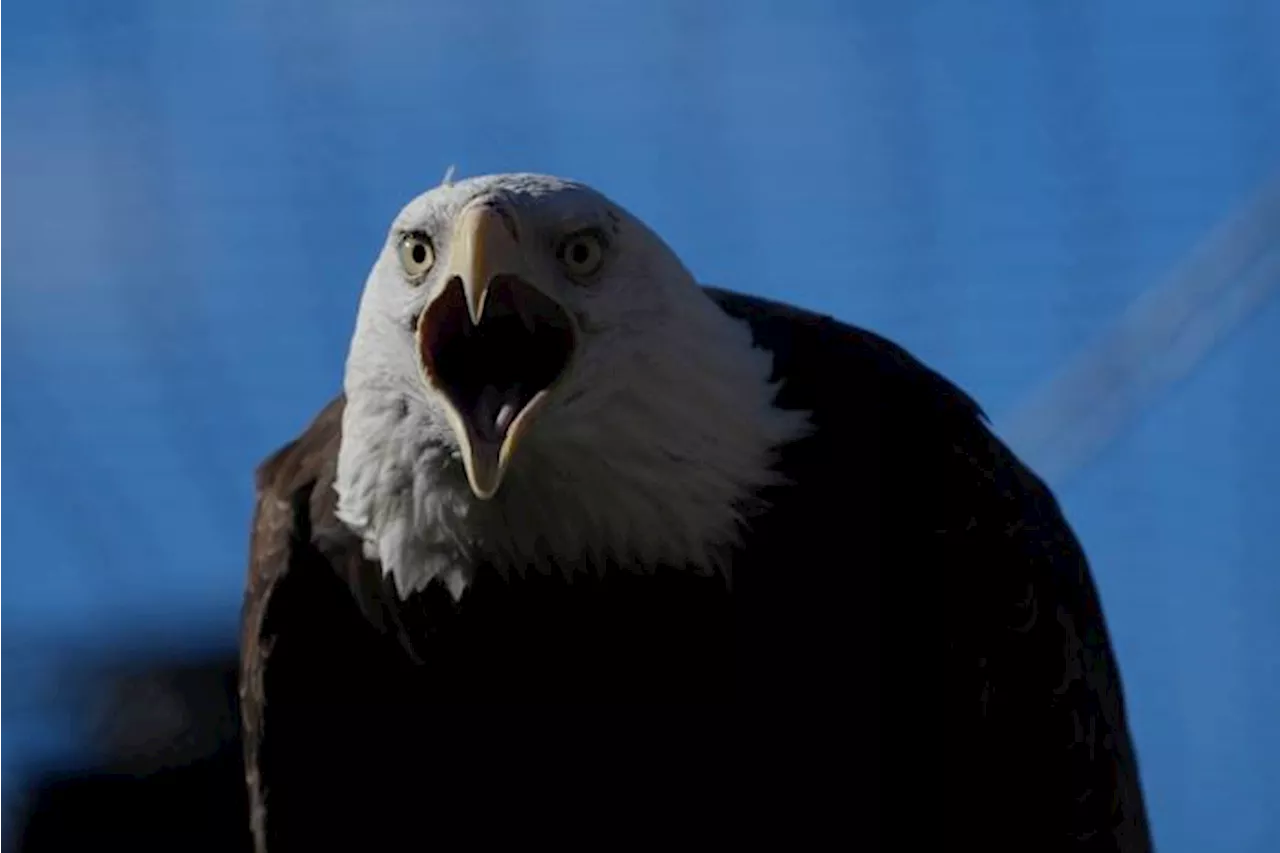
[416, 199, 578, 499]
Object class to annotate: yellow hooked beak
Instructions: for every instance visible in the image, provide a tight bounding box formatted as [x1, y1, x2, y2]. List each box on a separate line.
[416, 197, 578, 500]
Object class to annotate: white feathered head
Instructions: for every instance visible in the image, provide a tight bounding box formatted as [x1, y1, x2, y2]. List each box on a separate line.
[334, 173, 808, 598]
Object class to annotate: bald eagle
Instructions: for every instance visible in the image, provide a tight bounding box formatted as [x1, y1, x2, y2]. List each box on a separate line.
[240, 174, 1152, 852]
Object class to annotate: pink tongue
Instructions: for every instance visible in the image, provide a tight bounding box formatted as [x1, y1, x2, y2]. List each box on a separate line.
[473, 385, 522, 442]
[496, 401, 519, 433]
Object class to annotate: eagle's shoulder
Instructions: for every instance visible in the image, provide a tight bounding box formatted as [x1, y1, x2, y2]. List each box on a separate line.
[252, 395, 346, 502]
[244, 394, 347, 630]
[704, 287, 1151, 847]
[239, 394, 347, 852]
[702, 285, 985, 425]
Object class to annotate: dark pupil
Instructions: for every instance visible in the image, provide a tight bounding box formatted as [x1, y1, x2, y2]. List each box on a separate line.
[412, 244, 427, 264]
[571, 242, 591, 264]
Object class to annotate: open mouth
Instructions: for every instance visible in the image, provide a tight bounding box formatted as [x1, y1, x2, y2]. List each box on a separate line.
[418, 275, 576, 448]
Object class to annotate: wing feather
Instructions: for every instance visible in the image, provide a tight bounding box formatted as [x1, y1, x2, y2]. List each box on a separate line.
[238, 397, 345, 853]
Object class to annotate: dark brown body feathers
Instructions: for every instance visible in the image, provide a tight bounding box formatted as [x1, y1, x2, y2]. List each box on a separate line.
[241, 288, 1152, 852]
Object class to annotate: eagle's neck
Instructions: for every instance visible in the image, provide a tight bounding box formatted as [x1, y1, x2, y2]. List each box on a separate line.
[334, 292, 811, 600]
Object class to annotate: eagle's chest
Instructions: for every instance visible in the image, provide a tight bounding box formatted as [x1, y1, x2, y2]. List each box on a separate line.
[386, 559, 738, 700]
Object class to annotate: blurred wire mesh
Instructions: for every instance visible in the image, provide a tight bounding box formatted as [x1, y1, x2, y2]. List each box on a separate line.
[3, 2, 1279, 851]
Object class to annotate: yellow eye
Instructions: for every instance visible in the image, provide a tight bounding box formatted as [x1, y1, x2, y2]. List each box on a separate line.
[397, 233, 434, 281]
[557, 230, 605, 278]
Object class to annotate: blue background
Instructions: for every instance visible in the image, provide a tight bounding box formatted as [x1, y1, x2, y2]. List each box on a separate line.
[3, 2, 1278, 850]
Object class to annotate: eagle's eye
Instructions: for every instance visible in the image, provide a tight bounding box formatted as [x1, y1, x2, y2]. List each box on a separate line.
[556, 230, 606, 279]
[397, 232, 435, 282]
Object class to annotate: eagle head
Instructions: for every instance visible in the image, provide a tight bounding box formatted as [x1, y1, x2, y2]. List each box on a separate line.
[334, 173, 808, 599]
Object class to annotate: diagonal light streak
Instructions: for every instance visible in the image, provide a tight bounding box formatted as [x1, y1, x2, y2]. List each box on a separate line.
[999, 175, 1280, 486]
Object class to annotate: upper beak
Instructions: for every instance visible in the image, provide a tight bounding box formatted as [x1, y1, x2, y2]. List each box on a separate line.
[416, 197, 578, 500]
[443, 201, 520, 327]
